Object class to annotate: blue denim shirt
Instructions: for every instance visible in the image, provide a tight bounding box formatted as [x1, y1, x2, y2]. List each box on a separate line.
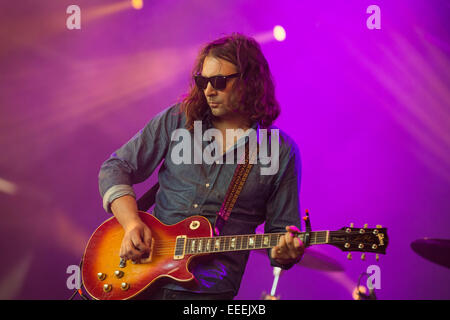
[98, 103, 302, 295]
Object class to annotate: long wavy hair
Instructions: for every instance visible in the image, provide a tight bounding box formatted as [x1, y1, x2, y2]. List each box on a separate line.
[181, 33, 280, 130]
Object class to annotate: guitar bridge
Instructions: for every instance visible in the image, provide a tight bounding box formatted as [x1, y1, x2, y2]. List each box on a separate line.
[174, 235, 187, 260]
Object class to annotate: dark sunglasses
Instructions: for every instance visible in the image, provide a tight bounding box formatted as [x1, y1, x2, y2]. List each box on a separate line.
[194, 73, 240, 90]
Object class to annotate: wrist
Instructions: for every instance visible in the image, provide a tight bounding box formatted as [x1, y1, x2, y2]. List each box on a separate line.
[123, 214, 143, 232]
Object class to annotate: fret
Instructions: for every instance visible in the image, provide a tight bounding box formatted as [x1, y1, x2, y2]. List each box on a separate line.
[236, 236, 242, 250]
[255, 234, 262, 249]
[220, 237, 225, 252]
[198, 239, 207, 253]
[263, 235, 269, 247]
[308, 231, 328, 245]
[225, 236, 231, 251]
[184, 231, 331, 255]
[298, 233, 305, 243]
[270, 234, 279, 247]
[214, 238, 220, 251]
[248, 236, 255, 248]
[242, 235, 248, 250]
[230, 237, 236, 250]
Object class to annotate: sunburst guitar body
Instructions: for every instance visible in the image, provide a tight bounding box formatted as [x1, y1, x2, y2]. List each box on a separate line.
[82, 212, 211, 300]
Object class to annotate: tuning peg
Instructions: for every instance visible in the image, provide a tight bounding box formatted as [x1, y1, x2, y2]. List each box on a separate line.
[376, 225, 382, 229]
[361, 253, 366, 261]
[364, 224, 368, 228]
[376, 254, 380, 261]
[347, 253, 352, 260]
[350, 222, 354, 228]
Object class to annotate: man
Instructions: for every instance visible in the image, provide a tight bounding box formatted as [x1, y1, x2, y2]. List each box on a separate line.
[98, 33, 304, 300]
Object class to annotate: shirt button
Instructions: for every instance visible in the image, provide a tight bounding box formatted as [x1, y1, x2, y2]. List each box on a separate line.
[205, 183, 210, 188]
[193, 204, 198, 208]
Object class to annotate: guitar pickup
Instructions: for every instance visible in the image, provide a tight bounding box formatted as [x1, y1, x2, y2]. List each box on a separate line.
[174, 235, 187, 260]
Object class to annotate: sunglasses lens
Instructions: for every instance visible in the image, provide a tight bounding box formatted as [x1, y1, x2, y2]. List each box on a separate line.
[212, 77, 226, 90]
[194, 76, 208, 90]
[194, 75, 233, 90]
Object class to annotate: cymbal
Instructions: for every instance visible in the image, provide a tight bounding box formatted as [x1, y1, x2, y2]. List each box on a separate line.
[254, 247, 344, 272]
[410, 238, 450, 269]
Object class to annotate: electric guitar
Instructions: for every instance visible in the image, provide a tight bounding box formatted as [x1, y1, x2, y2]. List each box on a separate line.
[81, 211, 389, 300]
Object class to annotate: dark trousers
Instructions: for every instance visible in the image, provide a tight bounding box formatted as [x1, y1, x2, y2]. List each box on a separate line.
[135, 288, 235, 300]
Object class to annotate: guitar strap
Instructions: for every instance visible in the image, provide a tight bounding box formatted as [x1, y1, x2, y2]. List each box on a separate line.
[213, 141, 257, 236]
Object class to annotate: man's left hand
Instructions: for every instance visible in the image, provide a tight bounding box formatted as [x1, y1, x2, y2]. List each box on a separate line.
[271, 225, 305, 265]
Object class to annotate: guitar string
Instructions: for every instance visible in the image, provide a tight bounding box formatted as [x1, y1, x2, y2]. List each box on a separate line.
[126, 232, 381, 257]
[150, 232, 355, 244]
[149, 234, 361, 255]
[147, 231, 350, 244]
[132, 230, 376, 254]
[151, 235, 330, 249]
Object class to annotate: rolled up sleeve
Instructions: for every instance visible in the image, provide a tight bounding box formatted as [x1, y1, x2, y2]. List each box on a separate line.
[98, 104, 180, 213]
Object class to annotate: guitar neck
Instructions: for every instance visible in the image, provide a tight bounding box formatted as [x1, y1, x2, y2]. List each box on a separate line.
[183, 231, 330, 255]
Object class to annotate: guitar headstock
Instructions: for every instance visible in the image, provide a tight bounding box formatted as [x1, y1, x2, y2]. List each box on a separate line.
[329, 224, 389, 261]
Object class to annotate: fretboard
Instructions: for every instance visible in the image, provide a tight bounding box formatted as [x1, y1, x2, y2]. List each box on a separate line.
[183, 231, 329, 255]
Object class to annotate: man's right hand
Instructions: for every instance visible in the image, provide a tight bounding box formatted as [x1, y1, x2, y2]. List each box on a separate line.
[110, 195, 152, 264]
[120, 220, 152, 263]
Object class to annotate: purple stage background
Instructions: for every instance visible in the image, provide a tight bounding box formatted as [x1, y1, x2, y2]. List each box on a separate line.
[0, 0, 449, 300]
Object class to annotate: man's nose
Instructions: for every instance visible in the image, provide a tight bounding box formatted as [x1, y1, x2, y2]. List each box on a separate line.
[204, 82, 217, 96]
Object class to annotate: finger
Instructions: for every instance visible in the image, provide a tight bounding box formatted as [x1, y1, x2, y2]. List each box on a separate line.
[271, 245, 283, 259]
[278, 234, 287, 249]
[271, 247, 277, 259]
[284, 231, 296, 254]
[276, 235, 289, 258]
[294, 237, 304, 251]
[119, 247, 126, 260]
[286, 225, 300, 233]
[143, 227, 152, 248]
[125, 242, 142, 261]
[130, 232, 148, 252]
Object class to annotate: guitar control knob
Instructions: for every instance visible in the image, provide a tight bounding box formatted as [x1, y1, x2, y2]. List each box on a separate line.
[97, 273, 106, 281]
[103, 284, 112, 292]
[114, 270, 124, 278]
[121, 282, 130, 291]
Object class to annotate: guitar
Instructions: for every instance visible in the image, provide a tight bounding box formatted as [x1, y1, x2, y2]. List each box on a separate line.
[81, 211, 389, 300]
